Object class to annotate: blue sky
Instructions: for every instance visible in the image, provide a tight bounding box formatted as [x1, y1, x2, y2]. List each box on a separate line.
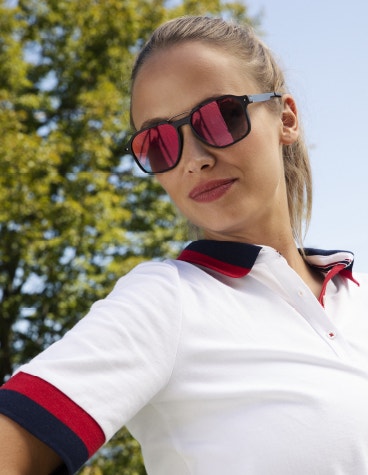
[246, 0, 368, 271]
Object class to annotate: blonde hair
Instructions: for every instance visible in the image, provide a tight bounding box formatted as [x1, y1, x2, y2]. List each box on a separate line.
[131, 16, 312, 249]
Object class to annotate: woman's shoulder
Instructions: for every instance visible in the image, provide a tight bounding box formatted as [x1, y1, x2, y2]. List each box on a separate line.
[119, 257, 204, 281]
[108, 257, 201, 300]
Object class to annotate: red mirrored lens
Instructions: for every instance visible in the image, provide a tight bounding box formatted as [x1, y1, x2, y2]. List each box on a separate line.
[191, 97, 248, 146]
[132, 124, 179, 173]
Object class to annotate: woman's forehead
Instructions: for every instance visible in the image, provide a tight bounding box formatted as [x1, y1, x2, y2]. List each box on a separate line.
[131, 42, 256, 128]
[133, 41, 249, 84]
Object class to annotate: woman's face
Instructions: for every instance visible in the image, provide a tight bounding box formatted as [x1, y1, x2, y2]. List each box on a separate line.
[131, 42, 298, 244]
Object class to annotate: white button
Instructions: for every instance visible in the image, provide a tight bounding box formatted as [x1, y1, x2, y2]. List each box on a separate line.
[298, 289, 304, 297]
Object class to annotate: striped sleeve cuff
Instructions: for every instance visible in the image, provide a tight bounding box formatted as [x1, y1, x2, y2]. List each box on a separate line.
[0, 372, 105, 474]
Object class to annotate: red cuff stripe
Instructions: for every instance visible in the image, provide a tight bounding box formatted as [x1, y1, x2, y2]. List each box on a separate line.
[3, 372, 105, 456]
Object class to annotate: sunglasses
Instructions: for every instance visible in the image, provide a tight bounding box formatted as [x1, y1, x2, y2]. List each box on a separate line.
[125, 92, 282, 174]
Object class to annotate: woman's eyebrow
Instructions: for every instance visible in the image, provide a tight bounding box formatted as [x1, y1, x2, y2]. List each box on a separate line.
[139, 116, 168, 129]
[138, 94, 224, 130]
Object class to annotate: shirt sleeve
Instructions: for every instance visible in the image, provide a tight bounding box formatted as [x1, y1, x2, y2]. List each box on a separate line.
[0, 260, 183, 474]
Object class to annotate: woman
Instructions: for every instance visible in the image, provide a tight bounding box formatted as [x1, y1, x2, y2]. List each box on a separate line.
[0, 15, 367, 475]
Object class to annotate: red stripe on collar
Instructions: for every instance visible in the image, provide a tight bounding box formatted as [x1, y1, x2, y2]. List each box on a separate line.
[178, 249, 252, 277]
[177, 241, 359, 286]
[177, 240, 262, 278]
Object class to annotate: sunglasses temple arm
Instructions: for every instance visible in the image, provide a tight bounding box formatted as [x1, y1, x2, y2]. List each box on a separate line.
[247, 92, 282, 103]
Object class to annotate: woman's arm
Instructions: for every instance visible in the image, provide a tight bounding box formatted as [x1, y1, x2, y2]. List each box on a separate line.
[0, 414, 63, 475]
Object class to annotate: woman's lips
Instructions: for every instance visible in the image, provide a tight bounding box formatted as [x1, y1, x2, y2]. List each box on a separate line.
[189, 178, 236, 203]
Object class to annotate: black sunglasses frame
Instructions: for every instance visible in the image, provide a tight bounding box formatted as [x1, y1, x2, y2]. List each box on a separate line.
[125, 92, 282, 174]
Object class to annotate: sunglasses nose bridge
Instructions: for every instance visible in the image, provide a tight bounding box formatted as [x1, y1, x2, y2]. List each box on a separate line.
[171, 114, 192, 133]
[170, 113, 197, 153]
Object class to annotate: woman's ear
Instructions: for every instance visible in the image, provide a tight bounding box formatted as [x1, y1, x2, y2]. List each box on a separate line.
[280, 95, 299, 145]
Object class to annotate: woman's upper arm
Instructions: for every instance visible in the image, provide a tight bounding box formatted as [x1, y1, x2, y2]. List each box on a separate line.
[0, 413, 63, 475]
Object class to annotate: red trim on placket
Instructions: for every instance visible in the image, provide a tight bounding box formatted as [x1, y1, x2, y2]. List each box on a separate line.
[318, 263, 347, 306]
[178, 249, 252, 277]
[340, 268, 360, 286]
[3, 372, 105, 456]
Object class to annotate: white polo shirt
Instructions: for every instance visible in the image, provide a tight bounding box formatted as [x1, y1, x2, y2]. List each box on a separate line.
[1, 240, 368, 475]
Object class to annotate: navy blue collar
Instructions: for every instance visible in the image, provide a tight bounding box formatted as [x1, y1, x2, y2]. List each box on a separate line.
[177, 240, 261, 277]
[177, 240, 356, 279]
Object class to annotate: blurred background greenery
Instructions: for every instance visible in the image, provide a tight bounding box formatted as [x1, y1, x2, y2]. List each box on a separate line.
[0, 0, 258, 472]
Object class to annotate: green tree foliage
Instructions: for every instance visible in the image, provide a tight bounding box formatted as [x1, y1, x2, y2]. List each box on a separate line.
[0, 0, 257, 473]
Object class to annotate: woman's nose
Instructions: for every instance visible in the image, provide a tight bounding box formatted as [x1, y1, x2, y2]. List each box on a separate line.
[180, 126, 216, 173]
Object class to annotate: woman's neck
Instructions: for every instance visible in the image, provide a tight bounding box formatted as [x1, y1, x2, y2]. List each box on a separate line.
[277, 244, 324, 299]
